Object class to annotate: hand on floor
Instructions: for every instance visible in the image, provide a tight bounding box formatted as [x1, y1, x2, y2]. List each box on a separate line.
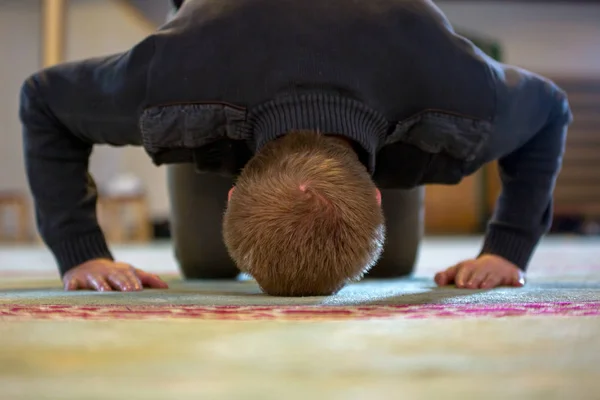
[434, 254, 526, 289]
[63, 259, 169, 292]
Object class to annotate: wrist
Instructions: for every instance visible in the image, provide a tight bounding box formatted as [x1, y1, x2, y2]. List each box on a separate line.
[477, 253, 518, 269]
[48, 230, 114, 276]
[480, 225, 539, 271]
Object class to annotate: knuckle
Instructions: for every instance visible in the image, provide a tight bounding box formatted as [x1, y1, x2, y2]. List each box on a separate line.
[460, 263, 475, 271]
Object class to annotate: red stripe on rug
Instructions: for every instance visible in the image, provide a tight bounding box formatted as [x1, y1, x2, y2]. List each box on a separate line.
[0, 302, 599, 320]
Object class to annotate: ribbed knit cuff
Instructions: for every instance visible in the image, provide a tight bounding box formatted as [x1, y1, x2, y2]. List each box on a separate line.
[48, 230, 114, 276]
[479, 226, 540, 271]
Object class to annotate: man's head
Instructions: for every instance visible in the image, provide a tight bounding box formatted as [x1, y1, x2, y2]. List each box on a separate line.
[223, 130, 385, 296]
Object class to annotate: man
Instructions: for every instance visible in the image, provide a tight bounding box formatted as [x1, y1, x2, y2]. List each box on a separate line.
[19, 0, 571, 296]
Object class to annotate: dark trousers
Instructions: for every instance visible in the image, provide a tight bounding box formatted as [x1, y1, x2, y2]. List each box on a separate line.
[167, 164, 424, 279]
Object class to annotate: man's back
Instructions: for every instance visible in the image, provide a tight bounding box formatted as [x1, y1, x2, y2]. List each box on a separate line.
[149, 0, 495, 122]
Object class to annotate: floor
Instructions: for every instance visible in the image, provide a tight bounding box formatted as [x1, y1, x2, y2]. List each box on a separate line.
[0, 236, 599, 399]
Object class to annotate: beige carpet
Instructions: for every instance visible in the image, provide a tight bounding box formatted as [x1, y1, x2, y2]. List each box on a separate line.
[0, 236, 599, 399]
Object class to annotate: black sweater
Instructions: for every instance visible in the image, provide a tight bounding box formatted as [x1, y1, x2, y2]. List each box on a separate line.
[19, 0, 572, 275]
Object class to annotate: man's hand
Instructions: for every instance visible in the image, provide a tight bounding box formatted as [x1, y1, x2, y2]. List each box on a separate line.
[63, 259, 169, 292]
[434, 254, 526, 289]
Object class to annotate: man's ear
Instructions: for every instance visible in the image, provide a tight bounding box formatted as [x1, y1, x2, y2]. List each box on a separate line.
[376, 188, 381, 206]
[228, 186, 235, 202]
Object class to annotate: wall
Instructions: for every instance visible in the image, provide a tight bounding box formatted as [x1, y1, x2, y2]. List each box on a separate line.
[436, 1, 600, 77]
[0, 0, 41, 197]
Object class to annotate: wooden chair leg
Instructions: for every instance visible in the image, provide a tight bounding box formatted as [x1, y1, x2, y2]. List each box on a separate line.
[137, 200, 152, 242]
[128, 200, 149, 242]
[98, 196, 152, 244]
[0, 206, 6, 242]
[108, 202, 125, 243]
[0, 198, 31, 243]
[16, 201, 30, 243]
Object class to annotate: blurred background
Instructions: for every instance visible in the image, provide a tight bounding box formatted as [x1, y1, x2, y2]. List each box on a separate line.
[0, 0, 599, 245]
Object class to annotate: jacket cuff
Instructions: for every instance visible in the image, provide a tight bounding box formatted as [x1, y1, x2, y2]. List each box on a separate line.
[479, 226, 540, 271]
[48, 230, 114, 276]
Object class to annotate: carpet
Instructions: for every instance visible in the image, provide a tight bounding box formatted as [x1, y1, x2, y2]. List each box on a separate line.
[2, 302, 600, 320]
[0, 236, 599, 399]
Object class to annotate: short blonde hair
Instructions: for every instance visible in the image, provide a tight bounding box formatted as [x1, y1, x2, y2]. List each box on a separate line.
[223, 130, 385, 296]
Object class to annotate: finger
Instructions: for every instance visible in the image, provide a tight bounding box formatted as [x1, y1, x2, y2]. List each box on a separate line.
[443, 265, 460, 283]
[434, 265, 459, 286]
[511, 270, 526, 287]
[481, 273, 504, 289]
[64, 277, 81, 291]
[123, 271, 144, 291]
[107, 273, 140, 292]
[455, 264, 475, 288]
[87, 274, 113, 292]
[434, 271, 448, 286]
[467, 270, 490, 289]
[135, 269, 169, 289]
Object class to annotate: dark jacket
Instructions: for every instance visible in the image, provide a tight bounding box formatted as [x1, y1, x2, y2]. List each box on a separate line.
[19, 0, 572, 275]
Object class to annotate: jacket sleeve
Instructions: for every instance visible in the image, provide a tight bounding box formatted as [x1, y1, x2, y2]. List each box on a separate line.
[19, 49, 151, 276]
[480, 66, 573, 270]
